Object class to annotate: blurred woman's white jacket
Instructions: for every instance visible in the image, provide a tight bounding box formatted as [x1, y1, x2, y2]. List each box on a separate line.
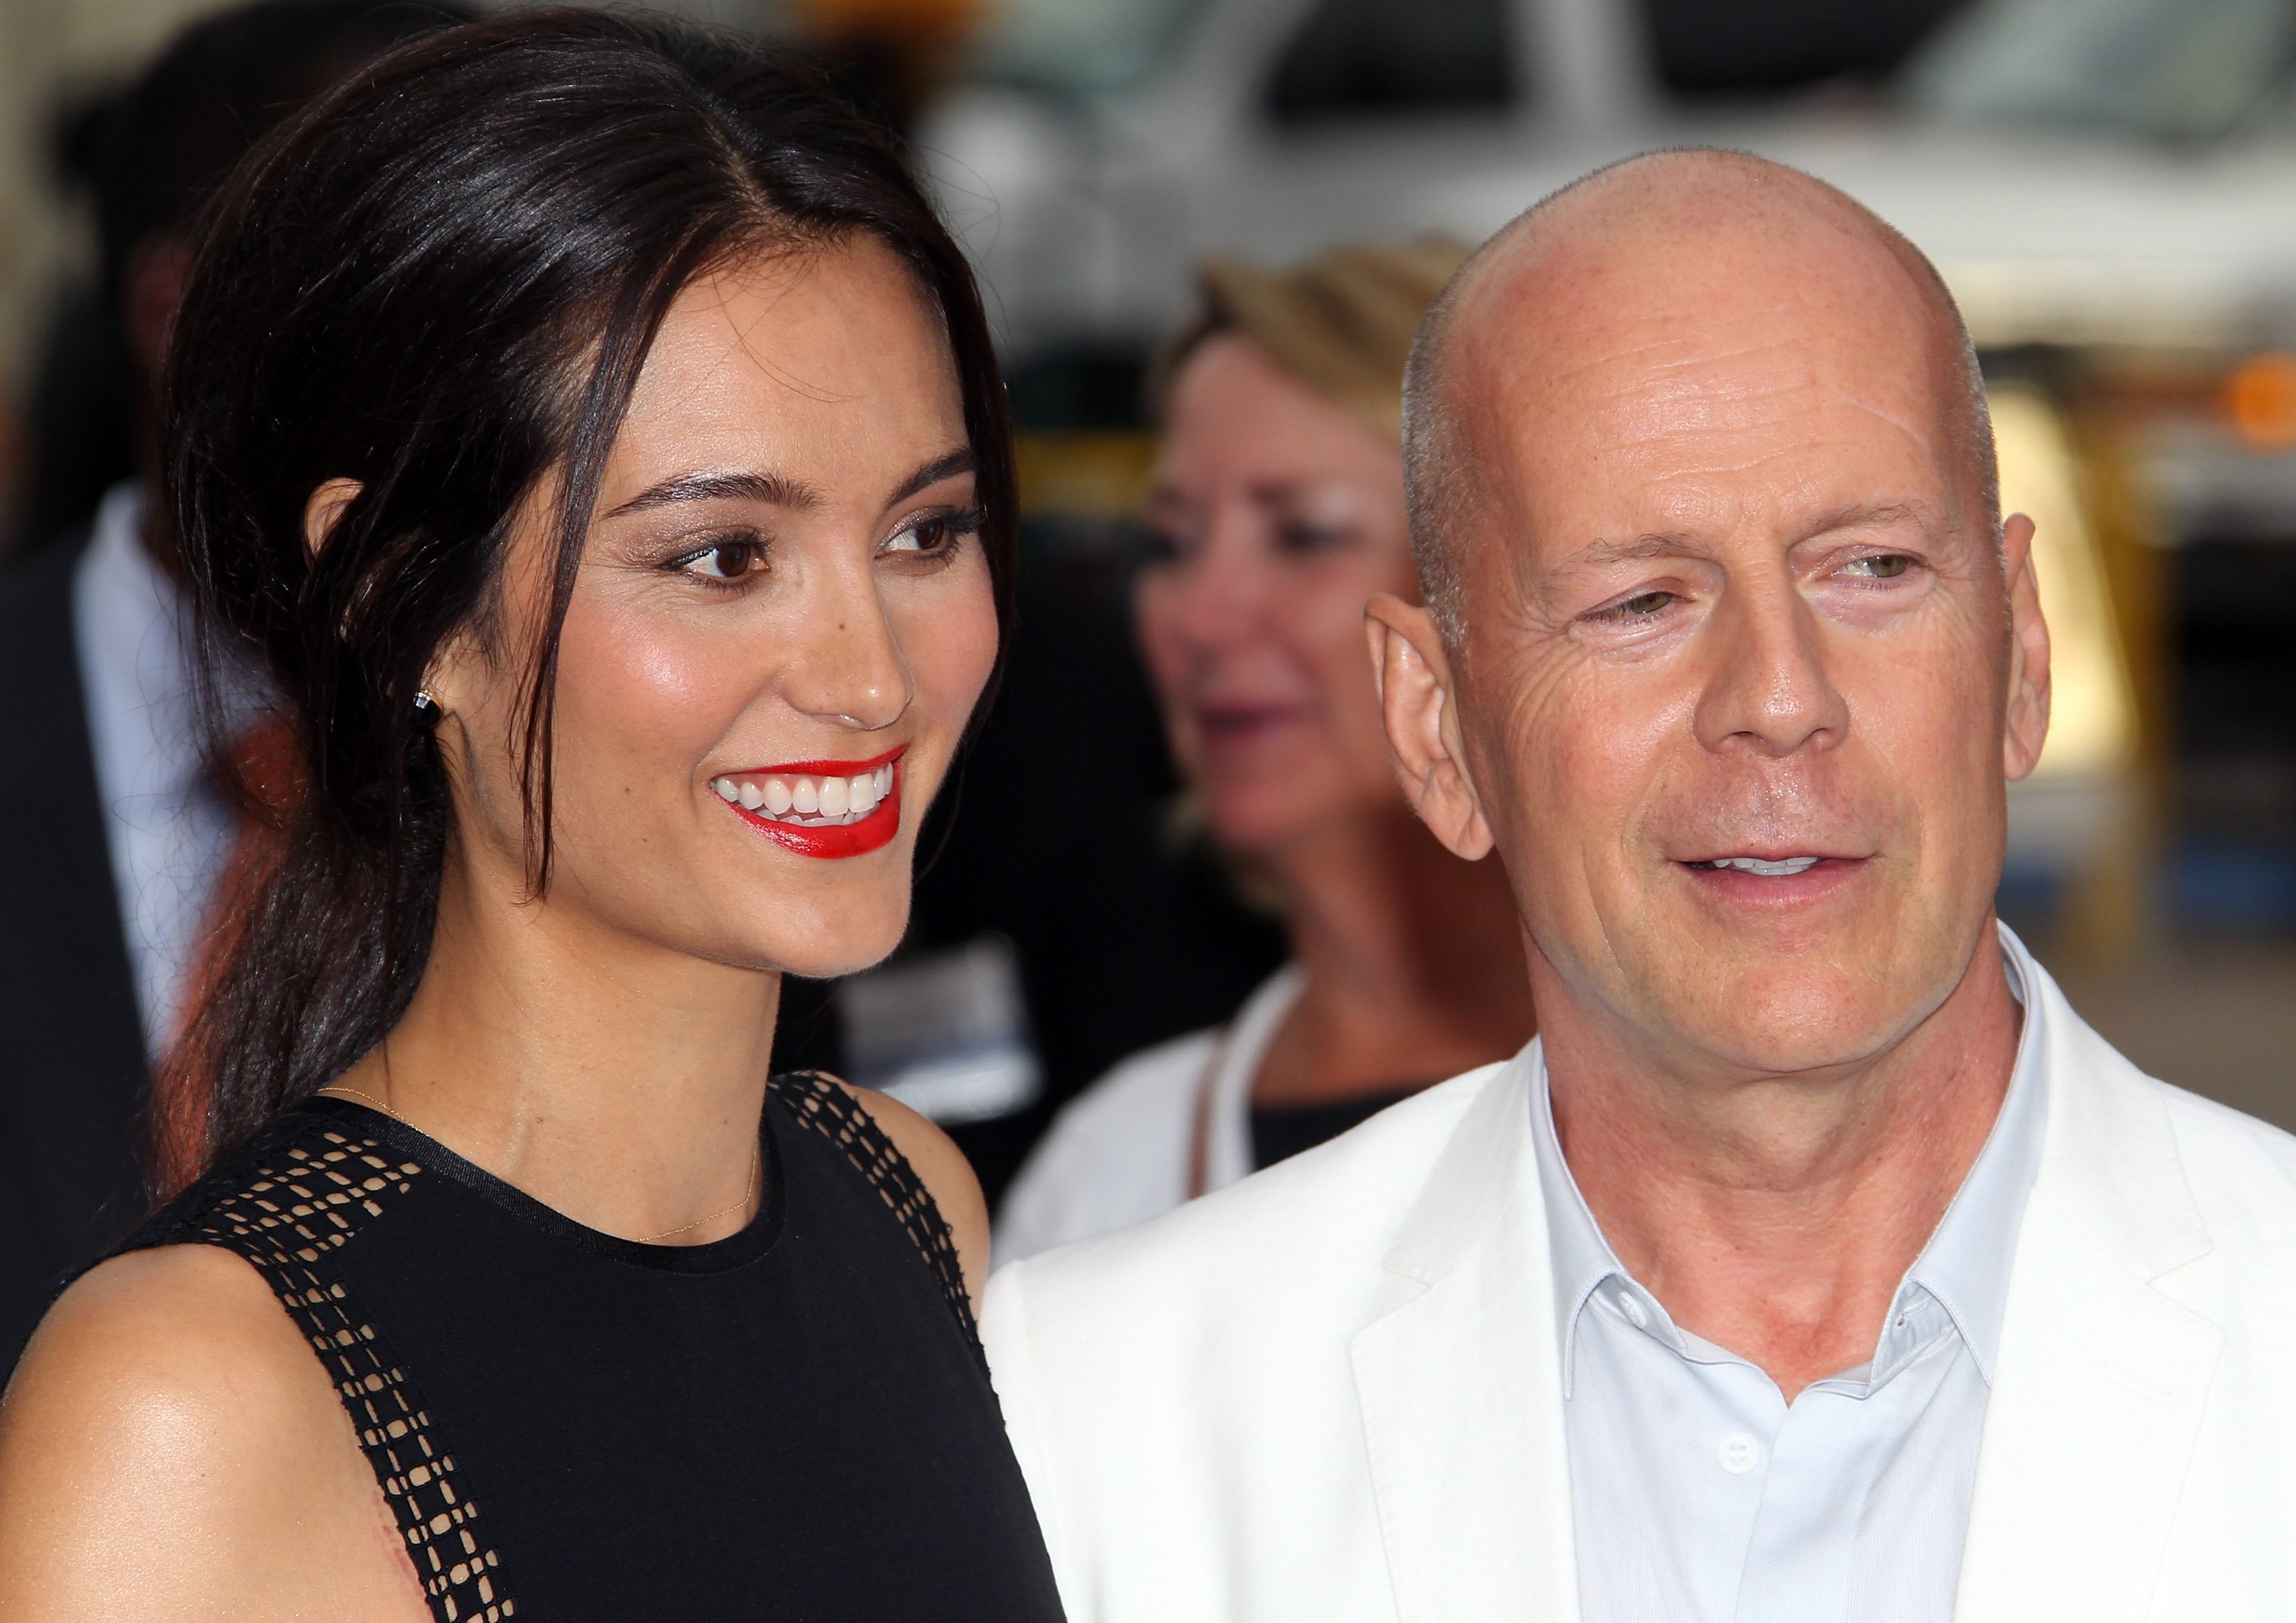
[994, 968, 1303, 1266]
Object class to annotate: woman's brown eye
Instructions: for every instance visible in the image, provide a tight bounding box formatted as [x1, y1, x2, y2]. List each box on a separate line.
[885, 505, 982, 556]
[683, 539, 759, 580]
[887, 514, 952, 554]
[1615, 590, 1675, 618]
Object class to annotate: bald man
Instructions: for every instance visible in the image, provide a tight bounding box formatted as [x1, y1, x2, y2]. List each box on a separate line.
[980, 152, 2296, 1622]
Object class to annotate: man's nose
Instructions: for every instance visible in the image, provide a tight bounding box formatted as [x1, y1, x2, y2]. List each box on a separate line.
[783, 562, 913, 732]
[1691, 578, 1849, 758]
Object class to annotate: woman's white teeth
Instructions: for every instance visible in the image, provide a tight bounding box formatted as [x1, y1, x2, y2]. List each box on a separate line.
[709, 764, 896, 826]
[1709, 855, 1820, 876]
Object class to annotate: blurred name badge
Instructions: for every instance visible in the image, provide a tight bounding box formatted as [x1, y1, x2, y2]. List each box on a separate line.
[836, 935, 1043, 1126]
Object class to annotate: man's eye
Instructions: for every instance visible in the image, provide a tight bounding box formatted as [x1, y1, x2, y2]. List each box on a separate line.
[1844, 552, 1914, 579]
[677, 537, 765, 582]
[1604, 589, 1678, 619]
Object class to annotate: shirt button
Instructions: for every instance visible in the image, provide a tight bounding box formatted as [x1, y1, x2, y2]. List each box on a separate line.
[1717, 1432, 1760, 1475]
[1615, 1292, 1649, 1330]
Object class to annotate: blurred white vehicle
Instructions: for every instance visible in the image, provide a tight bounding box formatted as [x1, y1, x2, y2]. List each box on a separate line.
[921, 0, 2296, 376]
[919, 0, 2296, 947]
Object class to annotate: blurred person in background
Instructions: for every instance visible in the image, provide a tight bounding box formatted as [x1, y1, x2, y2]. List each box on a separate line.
[0, 0, 471, 1381]
[996, 240, 1535, 1262]
[0, 14, 1065, 1616]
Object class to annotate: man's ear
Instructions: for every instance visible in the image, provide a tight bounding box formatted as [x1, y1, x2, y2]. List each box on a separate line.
[1366, 593, 1495, 861]
[1999, 512, 2053, 783]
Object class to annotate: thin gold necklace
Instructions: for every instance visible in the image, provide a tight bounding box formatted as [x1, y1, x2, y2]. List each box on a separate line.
[634, 1143, 761, 1244]
[316, 1084, 762, 1245]
[318, 1082, 407, 1123]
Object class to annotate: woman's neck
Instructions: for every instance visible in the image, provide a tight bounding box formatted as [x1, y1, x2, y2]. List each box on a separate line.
[329, 855, 779, 1245]
[1251, 808, 1533, 1108]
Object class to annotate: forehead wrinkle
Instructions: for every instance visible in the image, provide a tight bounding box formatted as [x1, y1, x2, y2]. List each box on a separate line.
[1508, 323, 1934, 474]
[1529, 480, 1940, 593]
[1512, 338, 1812, 432]
[1537, 367, 1958, 530]
[1559, 531, 1724, 578]
[1800, 499, 1931, 536]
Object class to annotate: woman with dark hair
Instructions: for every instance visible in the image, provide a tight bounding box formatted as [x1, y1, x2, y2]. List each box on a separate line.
[0, 12, 1066, 1619]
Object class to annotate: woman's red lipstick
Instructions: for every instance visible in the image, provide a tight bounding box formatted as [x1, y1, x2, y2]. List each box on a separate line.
[709, 745, 904, 859]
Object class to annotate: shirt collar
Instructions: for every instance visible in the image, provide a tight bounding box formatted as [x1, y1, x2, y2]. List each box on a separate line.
[1534, 921, 2050, 1396]
[1900, 924, 2050, 1386]
[1531, 1048, 1646, 1398]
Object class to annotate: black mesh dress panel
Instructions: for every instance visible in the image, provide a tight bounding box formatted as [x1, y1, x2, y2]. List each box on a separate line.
[102, 1074, 1066, 1622]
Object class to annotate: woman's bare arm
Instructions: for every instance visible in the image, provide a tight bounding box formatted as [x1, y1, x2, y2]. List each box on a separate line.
[0, 1247, 427, 1622]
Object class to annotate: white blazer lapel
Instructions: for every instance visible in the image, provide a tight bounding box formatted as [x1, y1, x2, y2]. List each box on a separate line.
[1956, 976, 2223, 1622]
[1349, 1053, 1578, 1622]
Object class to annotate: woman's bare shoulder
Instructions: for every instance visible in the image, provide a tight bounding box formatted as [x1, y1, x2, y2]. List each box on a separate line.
[827, 1080, 991, 1308]
[0, 1247, 422, 1619]
[3, 1244, 325, 1445]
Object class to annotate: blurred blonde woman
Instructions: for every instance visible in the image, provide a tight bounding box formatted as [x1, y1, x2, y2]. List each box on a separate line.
[996, 240, 1534, 1262]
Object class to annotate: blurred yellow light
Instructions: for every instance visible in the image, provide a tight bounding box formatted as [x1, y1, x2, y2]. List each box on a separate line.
[1015, 431, 1157, 519]
[1990, 385, 2138, 780]
[2223, 352, 2296, 451]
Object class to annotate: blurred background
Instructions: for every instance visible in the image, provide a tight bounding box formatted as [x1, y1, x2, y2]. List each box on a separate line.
[5, 0, 2293, 1205]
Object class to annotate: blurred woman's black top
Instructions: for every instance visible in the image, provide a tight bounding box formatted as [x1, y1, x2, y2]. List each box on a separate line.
[102, 1074, 1067, 1622]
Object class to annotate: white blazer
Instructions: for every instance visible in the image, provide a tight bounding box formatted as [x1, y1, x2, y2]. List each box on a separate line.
[983, 940, 2296, 1620]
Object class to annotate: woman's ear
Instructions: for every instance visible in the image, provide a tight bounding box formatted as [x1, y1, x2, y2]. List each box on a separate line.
[302, 477, 364, 559]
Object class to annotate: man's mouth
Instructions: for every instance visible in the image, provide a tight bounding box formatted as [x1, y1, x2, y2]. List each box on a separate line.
[1686, 855, 1823, 877]
[711, 755, 897, 828]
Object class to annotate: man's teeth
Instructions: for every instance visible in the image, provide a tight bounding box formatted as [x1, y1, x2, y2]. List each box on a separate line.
[1702, 855, 1821, 876]
[710, 764, 894, 826]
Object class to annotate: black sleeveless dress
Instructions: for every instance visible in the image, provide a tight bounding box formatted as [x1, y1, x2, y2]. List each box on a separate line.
[99, 1074, 1068, 1622]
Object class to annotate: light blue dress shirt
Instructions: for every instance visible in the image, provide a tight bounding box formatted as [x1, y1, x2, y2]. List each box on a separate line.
[1538, 947, 2047, 1623]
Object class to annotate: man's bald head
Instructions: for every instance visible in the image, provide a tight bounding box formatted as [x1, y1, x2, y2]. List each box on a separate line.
[1368, 142, 2052, 1091]
[1401, 149, 1998, 641]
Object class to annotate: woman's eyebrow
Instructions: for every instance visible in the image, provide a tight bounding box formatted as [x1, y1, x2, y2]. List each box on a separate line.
[605, 448, 977, 519]
[885, 446, 979, 507]
[606, 469, 820, 517]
